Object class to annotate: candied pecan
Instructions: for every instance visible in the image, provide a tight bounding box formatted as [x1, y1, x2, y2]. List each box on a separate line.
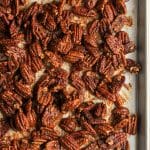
[114, 118, 129, 130]
[45, 140, 60, 150]
[19, 0, 27, 5]
[99, 18, 112, 36]
[5, 46, 26, 64]
[15, 81, 32, 98]
[71, 130, 95, 147]
[0, 119, 9, 139]
[9, 20, 20, 38]
[59, 118, 77, 133]
[72, 6, 97, 17]
[108, 75, 125, 93]
[126, 114, 137, 135]
[124, 41, 136, 54]
[60, 134, 80, 150]
[70, 23, 83, 44]
[114, 94, 126, 107]
[15, 109, 29, 131]
[29, 42, 44, 59]
[84, 34, 98, 48]
[120, 140, 130, 150]
[1, 90, 22, 109]
[64, 47, 85, 63]
[96, 55, 114, 76]
[62, 91, 83, 112]
[106, 35, 124, 54]
[96, 84, 116, 101]
[93, 103, 107, 118]
[0, 0, 11, 7]
[70, 70, 85, 90]
[42, 105, 62, 128]
[83, 141, 99, 150]
[25, 100, 37, 128]
[125, 59, 141, 74]
[87, 19, 99, 35]
[76, 53, 99, 70]
[67, 0, 82, 6]
[32, 16, 47, 41]
[112, 15, 131, 32]
[105, 132, 127, 149]
[112, 53, 127, 69]
[45, 51, 63, 68]
[115, 0, 127, 14]
[112, 107, 129, 123]
[31, 56, 44, 72]
[37, 87, 53, 107]
[20, 63, 35, 84]
[116, 31, 130, 44]
[32, 127, 58, 143]
[85, 0, 98, 9]
[96, 0, 108, 13]
[0, 99, 17, 116]
[11, 0, 20, 16]
[85, 45, 100, 59]
[55, 34, 73, 54]
[41, 12, 56, 31]
[60, 19, 71, 34]
[95, 123, 114, 137]
[81, 120, 97, 136]
[82, 71, 99, 93]
[103, 2, 117, 22]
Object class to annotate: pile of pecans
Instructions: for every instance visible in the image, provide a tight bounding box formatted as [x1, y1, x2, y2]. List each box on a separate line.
[0, 0, 141, 149]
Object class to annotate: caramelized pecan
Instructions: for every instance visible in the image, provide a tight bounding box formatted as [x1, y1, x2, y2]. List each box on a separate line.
[126, 114, 137, 135]
[59, 118, 77, 133]
[0, 119, 9, 139]
[55, 34, 73, 54]
[125, 59, 141, 74]
[15, 81, 32, 98]
[45, 51, 63, 68]
[71, 23, 83, 44]
[45, 140, 60, 150]
[106, 35, 124, 54]
[60, 134, 80, 150]
[72, 6, 97, 17]
[83, 71, 99, 93]
[42, 105, 62, 128]
[106, 132, 127, 149]
[85, 0, 98, 9]
[15, 109, 29, 131]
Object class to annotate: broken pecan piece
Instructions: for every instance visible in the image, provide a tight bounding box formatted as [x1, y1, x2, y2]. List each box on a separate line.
[125, 59, 141, 74]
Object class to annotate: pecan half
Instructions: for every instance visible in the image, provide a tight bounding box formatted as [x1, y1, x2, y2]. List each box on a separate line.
[60, 134, 80, 150]
[59, 118, 77, 133]
[45, 140, 60, 150]
[15, 109, 29, 131]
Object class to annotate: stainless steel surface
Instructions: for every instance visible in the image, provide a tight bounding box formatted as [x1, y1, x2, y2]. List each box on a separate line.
[137, 0, 148, 149]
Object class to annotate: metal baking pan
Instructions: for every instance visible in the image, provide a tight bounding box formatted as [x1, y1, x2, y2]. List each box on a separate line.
[137, 0, 149, 150]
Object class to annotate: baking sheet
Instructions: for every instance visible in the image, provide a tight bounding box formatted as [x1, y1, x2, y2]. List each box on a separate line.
[0, 0, 141, 149]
